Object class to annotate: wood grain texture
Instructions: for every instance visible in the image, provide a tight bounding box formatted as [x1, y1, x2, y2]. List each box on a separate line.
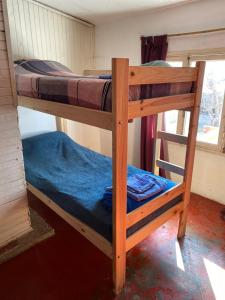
[6, 0, 94, 74]
[0, 196, 31, 247]
[126, 184, 185, 228]
[128, 93, 195, 119]
[2, 0, 18, 105]
[157, 131, 188, 145]
[0, 78, 11, 87]
[0, 94, 13, 105]
[0, 50, 7, 60]
[0, 40, 6, 50]
[18, 96, 113, 131]
[0, 31, 5, 41]
[0, 59, 9, 69]
[126, 203, 183, 251]
[178, 61, 206, 238]
[0, 67, 10, 75]
[156, 159, 185, 176]
[112, 58, 129, 295]
[0, 6, 31, 247]
[27, 183, 113, 259]
[0, 87, 12, 96]
[0, 21, 4, 31]
[129, 66, 197, 85]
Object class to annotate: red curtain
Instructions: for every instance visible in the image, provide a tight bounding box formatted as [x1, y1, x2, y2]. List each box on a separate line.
[140, 35, 168, 175]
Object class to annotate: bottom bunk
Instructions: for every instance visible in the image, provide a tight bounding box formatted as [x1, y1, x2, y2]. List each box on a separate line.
[22, 131, 183, 257]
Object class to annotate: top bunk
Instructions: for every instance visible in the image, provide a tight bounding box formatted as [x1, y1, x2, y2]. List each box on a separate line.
[16, 58, 204, 131]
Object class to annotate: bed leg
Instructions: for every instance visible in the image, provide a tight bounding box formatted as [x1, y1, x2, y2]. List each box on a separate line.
[178, 209, 188, 239]
[113, 252, 126, 295]
[177, 192, 190, 239]
[112, 58, 129, 295]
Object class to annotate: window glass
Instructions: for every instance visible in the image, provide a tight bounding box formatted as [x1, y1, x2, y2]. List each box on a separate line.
[186, 60, 225, 144]
[167, 61, 183, 67]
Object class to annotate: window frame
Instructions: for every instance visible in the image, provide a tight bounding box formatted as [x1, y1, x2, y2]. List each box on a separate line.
[167, 48, 225, 154]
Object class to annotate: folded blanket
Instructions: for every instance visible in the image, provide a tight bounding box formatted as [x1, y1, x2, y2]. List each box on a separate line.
[105, 174, 167, 202]
[101, 183, 167, 212]
[127, 174, 157, 194]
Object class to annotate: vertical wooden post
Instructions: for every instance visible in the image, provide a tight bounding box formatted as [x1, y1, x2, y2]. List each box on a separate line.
[153, 115, 160, 175]
[56, 117, 68, 133]
[178, 61, 205, 238]
[112, 58, 129, 294]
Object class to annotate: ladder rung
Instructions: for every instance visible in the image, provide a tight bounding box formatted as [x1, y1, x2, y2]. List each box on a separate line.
[157, 131, 188, 145]
[156, 159, 185, 176]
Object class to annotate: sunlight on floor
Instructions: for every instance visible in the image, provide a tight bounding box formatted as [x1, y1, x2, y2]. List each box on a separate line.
[204, 258, 225, 300]
[175, 241, 185, 271]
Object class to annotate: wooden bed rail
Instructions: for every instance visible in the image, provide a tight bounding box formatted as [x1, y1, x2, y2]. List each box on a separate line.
[126, 202, 183, 251]
[27, 183, 113, 259]
[128, 66, 197, 85]
[84, 65, 197, 86]
[128, 93, 195, 118]
[126, 183, 185, 229]
[18, 96, 113, 131]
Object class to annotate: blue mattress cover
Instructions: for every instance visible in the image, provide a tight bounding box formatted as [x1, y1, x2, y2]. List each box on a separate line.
[22, 131, 179, 241]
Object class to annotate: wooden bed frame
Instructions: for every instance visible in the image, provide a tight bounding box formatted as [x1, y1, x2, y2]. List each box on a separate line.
[18, 58, 205, 294]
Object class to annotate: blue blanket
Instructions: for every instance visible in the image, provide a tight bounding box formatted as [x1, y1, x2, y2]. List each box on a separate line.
[105, 173, 168, 202]
[22, 131, 178, 241]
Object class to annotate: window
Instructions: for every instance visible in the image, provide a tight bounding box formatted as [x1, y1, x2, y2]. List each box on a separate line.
[166, 51, 225, 153]
[188, 60, 225, 145]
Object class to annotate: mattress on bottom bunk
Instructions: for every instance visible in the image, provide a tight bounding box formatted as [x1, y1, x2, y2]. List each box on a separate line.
[22, 131, 181, 242]
[15, 59, 192, 112]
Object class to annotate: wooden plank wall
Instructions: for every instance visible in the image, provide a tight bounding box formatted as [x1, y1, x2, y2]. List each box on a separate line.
[0, 0, 31, 248]
[6, 0, 96, 142]
[6, 0, 95, 74]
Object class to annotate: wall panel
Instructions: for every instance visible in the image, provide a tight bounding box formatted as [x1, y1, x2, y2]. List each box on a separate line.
[0, 0, 31, 248]
[7, 0, 96, 145]
[7, 0, 95, 73]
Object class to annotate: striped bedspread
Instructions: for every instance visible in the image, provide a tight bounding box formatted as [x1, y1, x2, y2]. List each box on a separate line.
[14, 60, 140, 111]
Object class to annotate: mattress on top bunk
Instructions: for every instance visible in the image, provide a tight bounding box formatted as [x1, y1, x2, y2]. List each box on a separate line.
[15, 59, 192, 112]
[22, 131, 182, 242]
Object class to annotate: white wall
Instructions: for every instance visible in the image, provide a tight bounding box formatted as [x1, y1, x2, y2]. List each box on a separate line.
[7, 0, 95, 140]
[17, 107, 57, 138]
[95, 0, 225, 204]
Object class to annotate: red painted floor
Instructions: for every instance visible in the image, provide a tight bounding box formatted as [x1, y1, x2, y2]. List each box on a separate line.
[0, 193, 224, 300]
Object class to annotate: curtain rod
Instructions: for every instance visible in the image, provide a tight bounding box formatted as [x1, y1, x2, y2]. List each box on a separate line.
[168, 27, 225, 37]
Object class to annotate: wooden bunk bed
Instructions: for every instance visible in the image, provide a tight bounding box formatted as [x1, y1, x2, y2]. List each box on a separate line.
[17, 58, 205, 294]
